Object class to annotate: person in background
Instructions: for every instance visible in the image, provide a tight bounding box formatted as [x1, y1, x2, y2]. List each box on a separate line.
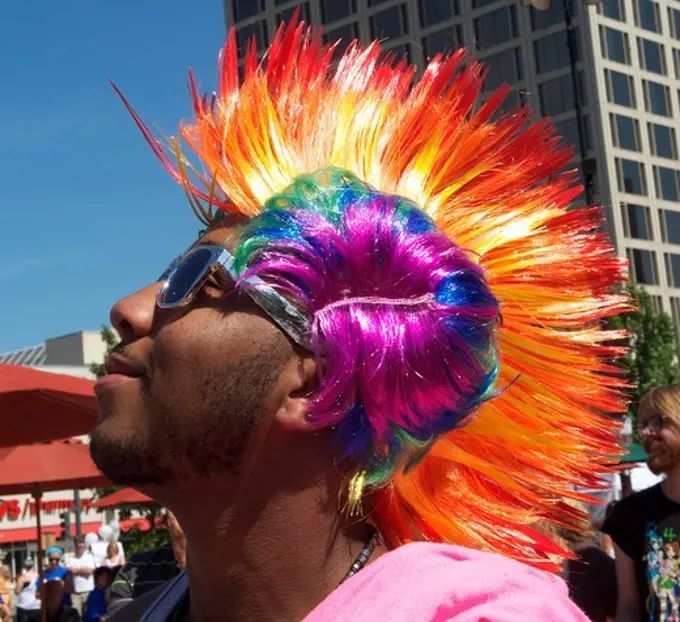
[83, 568, 111, 622]
[603, 385, 680, 622]
[66, 537, 96, 615]
[107, 512, 184, 616]
[42, 580, 81, 622]
[101, 542, 124, 571]
[15, 558, 40, 622]
[559, 507, 617, 622]
[43, 547, 73, 606]
[0, 565, 13, 619]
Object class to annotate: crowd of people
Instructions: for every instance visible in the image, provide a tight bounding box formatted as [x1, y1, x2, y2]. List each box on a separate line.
[0, 512, 186, 622]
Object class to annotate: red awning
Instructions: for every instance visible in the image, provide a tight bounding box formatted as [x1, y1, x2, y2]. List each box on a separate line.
[0, 364, 97, 447]
[0, 521, 102, 544]
[95, 488, 154, 509]
[0, 518, 154, 544]
[0, 439, 110, 496]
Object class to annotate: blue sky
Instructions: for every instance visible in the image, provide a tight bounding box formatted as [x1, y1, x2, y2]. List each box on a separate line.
[0, 2, 226, 351]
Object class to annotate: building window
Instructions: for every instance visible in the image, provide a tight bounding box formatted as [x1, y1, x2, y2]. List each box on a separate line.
[277, 2, 311, 25]
[644, 80, 671, 116]
[324, 22, 359, 59]
[472, 0, 505, 8]
[420, 0, 458, 27]
[321, 0, 356, 24]
[232, 0, 264, 22]
[670, 8, 680, 40]
[656, 166, 680, 201]
[635, 0, 661, 32]
[649, 124, 678, 160]
[474, 6, 517, 50]
[628, 248, 659, 284]
[496, 89, 526, 115]
[482, 48, 523, 91]
[599, 0, 625, 20]
[674, 49, 680, 79]
[661, 209, 680, 244]
[606, 70, 635, 107]
[383, 42, 411, 63]
[531, 0, 569, 30]
[600, 27, 630, 64]
[236, 20, 268, 54]
[423, 26, 464, 60]
[638, 38, 666, 75]
[671, 300, 680, 338]
[611, 114, 642, 152]
[554, 116, 592, 152]
[621, 203, 653, 239]
[617, 158, 647, 195]
[667, 253, 680, 287]
[370, 5, 409, 39]
[535, 30, 580, 74]
[539, 73, 586, 117]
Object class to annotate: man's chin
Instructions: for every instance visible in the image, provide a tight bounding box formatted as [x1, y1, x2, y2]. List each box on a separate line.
[648, 455, 671, 475]
[90, 423, 171, 488]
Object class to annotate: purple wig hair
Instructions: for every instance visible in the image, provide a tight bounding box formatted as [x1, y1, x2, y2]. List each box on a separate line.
[233, 167, 500, 490]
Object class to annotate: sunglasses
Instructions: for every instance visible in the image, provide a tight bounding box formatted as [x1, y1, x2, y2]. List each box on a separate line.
[157, 244, 312, 350]
[637, 413, 672, 435]
[48, 557, 60, 563]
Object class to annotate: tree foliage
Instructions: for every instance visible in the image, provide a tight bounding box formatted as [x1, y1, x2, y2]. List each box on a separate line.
[609, 284, 680, 422]
[89, 325, 119, 378]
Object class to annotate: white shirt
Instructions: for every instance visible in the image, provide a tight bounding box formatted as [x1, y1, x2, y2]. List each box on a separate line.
[67, 552, 96, 593]
[16, 571, 40, 610]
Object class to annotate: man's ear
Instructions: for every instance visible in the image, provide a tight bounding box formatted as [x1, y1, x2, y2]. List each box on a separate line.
[275, 356, 326, 432]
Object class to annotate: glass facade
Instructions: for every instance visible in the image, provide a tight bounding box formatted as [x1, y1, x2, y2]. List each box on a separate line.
[639, 38, 667, 75]
[321, 0, 356, 24]
[618, 158, 647, 195]
[656, 166, 680, 201]
[644, 80, 672, 116]
[611, 114, 642, 151]
[370, 5, 409, 39]
[474, 7, 517, 50]
[649, 123, 678, 159]
[423, 26, 464, 60]
[635, 0, 661, 32]
[483, 48, 522, 91]
[628, 248, 659, 284]
[600, 27, 630, 64]
[606, 70, 636, 107]
[662, 209, 680, 244]
[420, 0, 458, 27]
[535, 30, 580, 73]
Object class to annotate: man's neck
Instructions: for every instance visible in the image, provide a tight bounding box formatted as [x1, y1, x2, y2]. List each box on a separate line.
[164, 476, 385, 622]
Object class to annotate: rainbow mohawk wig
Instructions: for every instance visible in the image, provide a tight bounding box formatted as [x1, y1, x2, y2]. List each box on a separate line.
[122, 18, 631, 569]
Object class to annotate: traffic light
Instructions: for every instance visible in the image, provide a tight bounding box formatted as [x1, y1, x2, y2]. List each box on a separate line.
[58, 512, 71, 539]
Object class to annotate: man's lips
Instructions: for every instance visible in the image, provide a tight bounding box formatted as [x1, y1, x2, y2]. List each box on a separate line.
[103, 352, 147, 378]
[94, 353, 147, 394]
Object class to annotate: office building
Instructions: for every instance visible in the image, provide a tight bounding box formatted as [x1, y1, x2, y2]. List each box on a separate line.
[224, 0, 680, 332]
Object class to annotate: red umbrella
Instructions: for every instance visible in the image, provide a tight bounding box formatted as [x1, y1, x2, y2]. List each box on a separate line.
[95, 487, 155, 509]
[0, 439, 111, 608]
[0, 364, 97, 446]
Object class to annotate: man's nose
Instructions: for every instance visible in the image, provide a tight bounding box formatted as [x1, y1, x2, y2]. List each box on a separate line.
[110, 283, 160, 342]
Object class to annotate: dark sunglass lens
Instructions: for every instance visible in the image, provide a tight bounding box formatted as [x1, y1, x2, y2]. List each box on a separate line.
[161, 248, 214, 306]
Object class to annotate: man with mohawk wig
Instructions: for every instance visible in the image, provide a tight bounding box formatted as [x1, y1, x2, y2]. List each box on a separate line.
[92, 17, 629, 622]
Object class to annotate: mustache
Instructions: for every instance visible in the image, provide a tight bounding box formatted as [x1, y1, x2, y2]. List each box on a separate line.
[108, 344, 152, 379]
